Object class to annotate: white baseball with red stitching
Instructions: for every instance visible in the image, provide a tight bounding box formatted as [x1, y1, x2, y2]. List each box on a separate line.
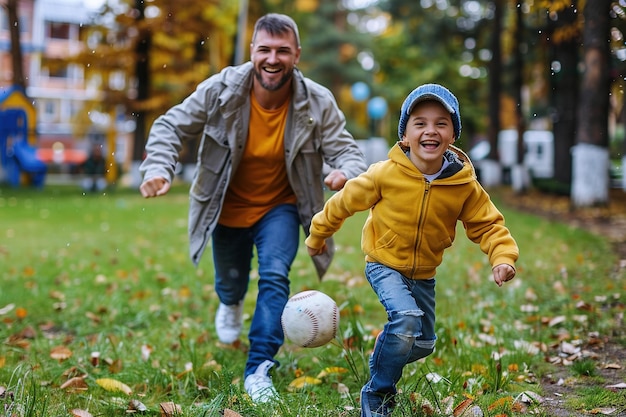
[281, 290, 339, 348]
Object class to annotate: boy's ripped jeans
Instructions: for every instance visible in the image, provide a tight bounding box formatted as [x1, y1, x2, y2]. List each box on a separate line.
[363, 262, 437, 398]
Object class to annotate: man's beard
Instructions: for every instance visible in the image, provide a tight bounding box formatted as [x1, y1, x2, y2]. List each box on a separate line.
[254, 68, 293, 91]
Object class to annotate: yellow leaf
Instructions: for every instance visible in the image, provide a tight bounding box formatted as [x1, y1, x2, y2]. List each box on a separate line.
[95, 378, 132, 395]
[488, 396, 513, 411]
[287, 376, 322, 391]
[316, 366, 348, 378]
[471, 363, 487, 375]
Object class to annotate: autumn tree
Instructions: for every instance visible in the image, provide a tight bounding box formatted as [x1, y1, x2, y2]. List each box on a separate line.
[71, 0, 238, 165]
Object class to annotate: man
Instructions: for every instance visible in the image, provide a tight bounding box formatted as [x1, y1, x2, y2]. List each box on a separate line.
[139, 13, 367, 403]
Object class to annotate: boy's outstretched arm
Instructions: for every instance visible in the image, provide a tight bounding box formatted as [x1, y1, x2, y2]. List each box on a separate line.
[492, 264, 516, 287]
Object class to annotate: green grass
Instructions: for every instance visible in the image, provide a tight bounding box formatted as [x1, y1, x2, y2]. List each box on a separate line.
[0, 184, 624, 416]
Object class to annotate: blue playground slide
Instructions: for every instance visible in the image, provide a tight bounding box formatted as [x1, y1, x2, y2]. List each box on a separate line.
[0, 109, 47, 187]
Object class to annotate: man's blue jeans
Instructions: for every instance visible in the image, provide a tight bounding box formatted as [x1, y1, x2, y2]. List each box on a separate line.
[212, 204, 300, 378]
[363, 262, 437, 397]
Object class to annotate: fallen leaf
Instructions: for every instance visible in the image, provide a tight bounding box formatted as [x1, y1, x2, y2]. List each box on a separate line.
[95, 378, 132, 395]
[0, 304, 15, 315]
[464, 406, 484, 417]
[548, 315, 566, 327]
[287, 376, 322, 390]
[560, 341, 580, 355]
[70, 409, 93, 417]
[409, 392, 435, 415]
[15, 307, 27, 319]
[49, 290, 65, 300]
[425, 372, 446, 383]
[50, 346, 72, 361]
[60, 376, 89, 392]
[107, 358, 123, 373]
[128, 399, 148, 412]
[85, 312, 101, 324]
[516, 391, 544, 404]
[316, 366, 348, 378]
[223, 409, 243, 417]
[335, 382, 350, 397]
[141, 344, 153, 361]
[488, 396, 513, 411]
[453, 398, 473, 416]
[159, 401, 182, 416]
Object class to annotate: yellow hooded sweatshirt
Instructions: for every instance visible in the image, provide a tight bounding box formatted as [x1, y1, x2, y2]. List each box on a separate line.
[305, 143, 519, 280]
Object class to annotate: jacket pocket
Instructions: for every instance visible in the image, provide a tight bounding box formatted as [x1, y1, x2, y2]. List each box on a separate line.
[374, 229, 399, 249]
[191, 133, 230, 202]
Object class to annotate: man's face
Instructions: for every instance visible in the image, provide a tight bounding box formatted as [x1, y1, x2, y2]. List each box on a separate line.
[250, 29, 301, 91]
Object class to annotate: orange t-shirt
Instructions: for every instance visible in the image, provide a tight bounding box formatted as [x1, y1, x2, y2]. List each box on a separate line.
[218, 93, 297, 227]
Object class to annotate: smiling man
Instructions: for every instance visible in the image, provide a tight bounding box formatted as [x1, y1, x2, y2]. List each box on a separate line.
[138, 13, 366, 403]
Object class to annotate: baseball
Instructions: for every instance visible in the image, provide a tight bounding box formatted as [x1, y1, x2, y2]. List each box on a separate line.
[281, 290, 339, 348]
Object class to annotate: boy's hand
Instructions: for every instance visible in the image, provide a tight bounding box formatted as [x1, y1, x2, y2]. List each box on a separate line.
[306, 243, 327, 256]
[493, 264, 516, 287]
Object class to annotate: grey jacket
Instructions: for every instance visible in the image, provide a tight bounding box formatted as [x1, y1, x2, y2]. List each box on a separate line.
[140, 62, 367, 279]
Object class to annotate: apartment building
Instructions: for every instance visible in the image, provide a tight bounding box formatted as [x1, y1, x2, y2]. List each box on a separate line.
[1, 0, 130, 175]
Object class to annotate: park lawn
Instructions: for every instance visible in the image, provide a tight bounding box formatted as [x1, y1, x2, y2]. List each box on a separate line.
[0, 184, 624, 416]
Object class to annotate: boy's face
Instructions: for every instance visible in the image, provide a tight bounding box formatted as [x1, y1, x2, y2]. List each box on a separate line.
[401, 100, 456, 174]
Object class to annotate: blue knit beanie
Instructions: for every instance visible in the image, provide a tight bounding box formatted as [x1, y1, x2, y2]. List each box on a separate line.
[397, 83, 461, 141]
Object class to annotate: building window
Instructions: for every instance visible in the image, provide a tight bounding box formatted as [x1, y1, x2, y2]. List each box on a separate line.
[48, 22, 71, 40]
[49, 64, 69, 79]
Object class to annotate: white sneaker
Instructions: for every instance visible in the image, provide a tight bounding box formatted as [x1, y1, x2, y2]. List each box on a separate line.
[244, 360, 279, 403]
[215, 301, 243, 344]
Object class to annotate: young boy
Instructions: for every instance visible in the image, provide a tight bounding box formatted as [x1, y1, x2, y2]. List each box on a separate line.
[305, 83, 519, 417]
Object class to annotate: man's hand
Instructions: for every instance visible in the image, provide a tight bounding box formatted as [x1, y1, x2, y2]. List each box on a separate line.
[324, 169, 348, 191]
[493, 264, 516, 287]
[140, 177, 171, 198]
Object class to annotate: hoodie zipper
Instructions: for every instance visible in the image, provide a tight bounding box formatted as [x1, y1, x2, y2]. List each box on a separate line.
[411, 179, 431, 277]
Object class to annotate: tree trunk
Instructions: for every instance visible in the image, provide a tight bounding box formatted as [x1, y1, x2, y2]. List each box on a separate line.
[571, 0, 611, 207]
[511, 1, 530, 192]
[131, 0, 151, 162]
[487, 0, 503, 162]
[549, 3, 578, 189]
[479, 0, 504, 188]
[622, 87, 626, 191]
[7, 0, 26, 90]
